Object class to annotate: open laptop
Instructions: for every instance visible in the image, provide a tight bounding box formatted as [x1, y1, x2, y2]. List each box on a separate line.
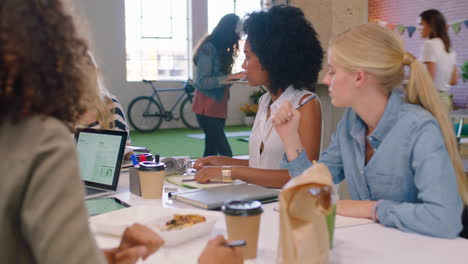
[75, 128, 127, 199]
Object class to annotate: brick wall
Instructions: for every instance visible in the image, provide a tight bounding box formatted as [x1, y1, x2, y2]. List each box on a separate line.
[369, 0, 468, 108]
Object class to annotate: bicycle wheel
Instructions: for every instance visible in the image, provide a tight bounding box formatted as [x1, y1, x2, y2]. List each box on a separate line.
[128, 96, 163, 132]
[180, 95, 200, 129]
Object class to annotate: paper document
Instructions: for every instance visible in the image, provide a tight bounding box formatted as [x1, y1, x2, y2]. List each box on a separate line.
[166, 174, 235, 189]
[335, 215, 374, 228]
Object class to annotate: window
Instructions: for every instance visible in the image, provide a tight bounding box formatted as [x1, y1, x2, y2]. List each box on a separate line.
[125, 0, 190, 81]
[208, 0, 263, 73]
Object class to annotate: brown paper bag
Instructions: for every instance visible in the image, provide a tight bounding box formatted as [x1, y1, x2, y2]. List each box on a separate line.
[278, 162, 333, 264]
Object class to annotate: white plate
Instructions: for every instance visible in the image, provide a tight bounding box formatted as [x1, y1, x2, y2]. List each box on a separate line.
[90, 206, 221, 246]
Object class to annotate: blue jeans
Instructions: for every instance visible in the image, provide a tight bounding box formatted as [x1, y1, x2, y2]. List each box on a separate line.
[196, 114, 232, 157]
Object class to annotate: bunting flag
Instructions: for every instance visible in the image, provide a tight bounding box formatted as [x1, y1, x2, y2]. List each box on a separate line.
[396, 25, 406, 35]
[386, 23, 396, 30]
[406, 26, 417, 38]
[374, 17, 468, 38]
[451, 22, 462, 34]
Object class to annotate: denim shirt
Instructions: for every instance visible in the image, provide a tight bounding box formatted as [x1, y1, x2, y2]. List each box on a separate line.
[281, 91, 463, 238]
[193, 41, 230, 102]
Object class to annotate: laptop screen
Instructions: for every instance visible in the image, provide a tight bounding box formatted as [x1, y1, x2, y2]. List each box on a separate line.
[75, 128, 127, 187]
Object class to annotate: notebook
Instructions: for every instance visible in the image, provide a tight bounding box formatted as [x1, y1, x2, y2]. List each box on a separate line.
[75, 128, 127, 199]
[168, 183, 280, 209]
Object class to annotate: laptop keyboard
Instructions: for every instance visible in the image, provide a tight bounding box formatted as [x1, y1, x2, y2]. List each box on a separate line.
[86, 187, 105, 195]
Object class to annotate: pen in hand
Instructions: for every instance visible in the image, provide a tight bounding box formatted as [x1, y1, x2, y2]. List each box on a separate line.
[296, 94, 316, 110]
[224, 240, 246, 248]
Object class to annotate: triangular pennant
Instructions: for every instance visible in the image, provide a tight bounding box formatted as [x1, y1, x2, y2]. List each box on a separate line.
[386, 23, 396, 30]
[451, 22, 462, 34]
[464, 20, 468, 29]
[396, 25, 406, 35]
[406, 26, 416, 37]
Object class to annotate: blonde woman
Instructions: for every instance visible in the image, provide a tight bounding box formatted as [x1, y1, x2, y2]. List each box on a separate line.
[78, 53, 131, 145]
[272, 24, 468, 238]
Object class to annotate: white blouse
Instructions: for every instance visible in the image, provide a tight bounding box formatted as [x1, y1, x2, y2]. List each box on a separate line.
[249, 86, 319, 169]
[419, 38, 456, 92]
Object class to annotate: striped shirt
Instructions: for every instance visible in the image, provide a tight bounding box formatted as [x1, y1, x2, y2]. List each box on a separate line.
[87, 96, 132, 144]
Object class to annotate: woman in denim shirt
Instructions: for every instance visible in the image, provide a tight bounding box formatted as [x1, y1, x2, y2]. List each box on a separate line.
[272, 24, 468, 238]
[192, 14, 244, 157]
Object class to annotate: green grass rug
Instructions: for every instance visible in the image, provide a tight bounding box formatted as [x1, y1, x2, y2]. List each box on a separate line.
[130, 125, 251, 159]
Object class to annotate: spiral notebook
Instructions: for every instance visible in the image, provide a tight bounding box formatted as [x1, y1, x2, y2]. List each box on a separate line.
[168, 183, 279, 210]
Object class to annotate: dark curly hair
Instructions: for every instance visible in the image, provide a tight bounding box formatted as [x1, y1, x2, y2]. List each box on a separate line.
[193, 13, 240, 74]
[243, 5, 323, 94]
[0, 0, 95, 129]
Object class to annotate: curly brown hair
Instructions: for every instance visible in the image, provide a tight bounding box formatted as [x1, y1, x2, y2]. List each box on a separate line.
[0, 0, 96, 129]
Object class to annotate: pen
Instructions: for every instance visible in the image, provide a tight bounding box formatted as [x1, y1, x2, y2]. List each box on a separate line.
[224, 240, 246, 248]
[130, 154, 139, 168]
[296, 94, 316, 110]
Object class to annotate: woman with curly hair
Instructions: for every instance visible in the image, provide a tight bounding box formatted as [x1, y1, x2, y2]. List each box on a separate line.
[0, 0, 165, 263]
[192, 13, 244, 157]
[194, 5, 323, 188]
[418, 9, 458, 112]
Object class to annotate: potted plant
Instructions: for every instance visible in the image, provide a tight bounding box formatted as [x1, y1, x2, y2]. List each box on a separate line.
[461, 61, 468, 83]
[249, 89, 266, 104]
[240, 103, 258, 126]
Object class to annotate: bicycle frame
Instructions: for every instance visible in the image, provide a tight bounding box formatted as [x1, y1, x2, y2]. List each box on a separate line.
[147, 82, 190, 120]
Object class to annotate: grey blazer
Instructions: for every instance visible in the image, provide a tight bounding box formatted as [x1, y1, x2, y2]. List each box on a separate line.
[0, 116, 105, 263]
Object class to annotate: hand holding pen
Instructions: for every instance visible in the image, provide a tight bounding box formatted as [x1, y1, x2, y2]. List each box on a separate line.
[271, 95, 315, 127]
[198, 235, 244, 264]
[271, 95, 315, 161]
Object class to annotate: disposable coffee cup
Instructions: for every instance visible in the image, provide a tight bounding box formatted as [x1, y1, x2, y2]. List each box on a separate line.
[138, 161, 166, 199]
[222, 200, 263, 259]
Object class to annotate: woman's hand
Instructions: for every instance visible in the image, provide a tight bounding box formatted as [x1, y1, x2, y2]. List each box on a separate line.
[271, 101, 301, 144]
[336, 200, 377, 219]
[104, 223, 165, 264]
[194, 166, 222, 183]
[272, 101, 305, 161]
[198, 235, 244, 264]
[193, 156, 227, 171]
[227, 71, 245, 80]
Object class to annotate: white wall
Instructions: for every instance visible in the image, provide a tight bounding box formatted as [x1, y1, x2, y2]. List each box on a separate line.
[72, 0, 255, 129]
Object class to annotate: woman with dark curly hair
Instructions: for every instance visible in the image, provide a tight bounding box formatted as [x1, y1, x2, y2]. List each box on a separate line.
[0, 0, 166, 263]
[192, 13, 244, 157]
[194, 5, 323, 188]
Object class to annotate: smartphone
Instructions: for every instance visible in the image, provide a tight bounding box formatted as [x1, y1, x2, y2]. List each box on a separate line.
[85, 197, 130, 216]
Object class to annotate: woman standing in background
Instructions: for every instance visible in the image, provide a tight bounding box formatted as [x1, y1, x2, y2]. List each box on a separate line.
[192, 13, 244, 157]
[418, 9, 458, 112]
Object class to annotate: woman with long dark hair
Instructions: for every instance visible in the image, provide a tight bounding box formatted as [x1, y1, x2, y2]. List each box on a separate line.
[418, 9, 458, 112]
[192, 13, 244, 157]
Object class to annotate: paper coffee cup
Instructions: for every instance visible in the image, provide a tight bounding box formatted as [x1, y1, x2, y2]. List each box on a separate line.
[222, 200, 263, 259]
[138, 161, 166, 199]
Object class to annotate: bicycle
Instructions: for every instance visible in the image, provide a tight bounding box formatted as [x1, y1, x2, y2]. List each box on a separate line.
[127, 79, 200, 132]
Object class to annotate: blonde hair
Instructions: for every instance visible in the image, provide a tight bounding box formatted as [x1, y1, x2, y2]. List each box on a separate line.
[84, 51, 114, 129]
[94, 75, 114, 129]
[329, 23, 468, 204]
